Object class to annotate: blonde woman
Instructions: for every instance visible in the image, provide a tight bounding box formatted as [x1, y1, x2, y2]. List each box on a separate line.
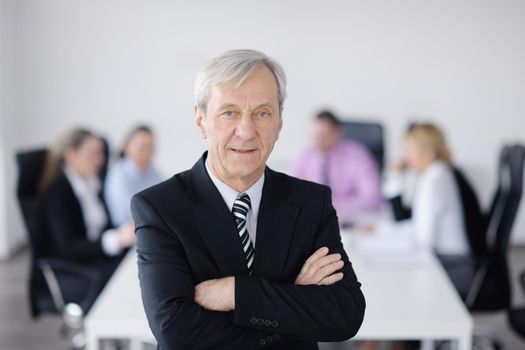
[40, 128, 136, 309]
[385, 123, 472, 296]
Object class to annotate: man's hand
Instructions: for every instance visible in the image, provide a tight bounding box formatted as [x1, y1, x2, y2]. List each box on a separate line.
[194, 277, 235, 311]
[295, 247, 344, 285]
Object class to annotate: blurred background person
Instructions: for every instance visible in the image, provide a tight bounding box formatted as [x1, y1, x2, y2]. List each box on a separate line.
[290, 110, 382, 216]
[383, 122, 420, 222]
[39, 128, 136, 310]
[104, 125, 162, 226]
[384, 122, 473, 297]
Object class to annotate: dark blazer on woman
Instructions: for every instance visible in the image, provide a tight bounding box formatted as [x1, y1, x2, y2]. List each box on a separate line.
[44, 171, 113, 263]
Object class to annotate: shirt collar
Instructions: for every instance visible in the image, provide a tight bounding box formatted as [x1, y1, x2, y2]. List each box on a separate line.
[204, 160, 265, 218]
[122, 156, 149, 176]
[63, 166, 101, 197]
[312, 138, 345, 157]
[424, 160, 447, 175]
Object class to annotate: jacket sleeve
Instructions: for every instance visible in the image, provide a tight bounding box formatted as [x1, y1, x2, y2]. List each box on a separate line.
[131, 193, 285, 350]
[234, 187, 366, 342]
[45, 184, 107, 261]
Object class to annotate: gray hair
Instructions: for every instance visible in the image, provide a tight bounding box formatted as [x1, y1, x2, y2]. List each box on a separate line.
[195, 49, 287, 115]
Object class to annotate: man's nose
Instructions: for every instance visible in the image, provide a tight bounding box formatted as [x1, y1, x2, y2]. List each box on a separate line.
[235, 115, 257, 140]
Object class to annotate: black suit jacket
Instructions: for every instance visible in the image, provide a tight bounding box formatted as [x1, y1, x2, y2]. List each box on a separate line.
[44, 171, 113, 262]
[131, 153, 365, 350]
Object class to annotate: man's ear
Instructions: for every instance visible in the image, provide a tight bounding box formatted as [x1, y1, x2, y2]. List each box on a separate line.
[275, 111, 284, 141]
[195, 106, 207, 140]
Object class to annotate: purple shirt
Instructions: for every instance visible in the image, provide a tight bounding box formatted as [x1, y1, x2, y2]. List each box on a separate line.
[290, 139, 383, 214]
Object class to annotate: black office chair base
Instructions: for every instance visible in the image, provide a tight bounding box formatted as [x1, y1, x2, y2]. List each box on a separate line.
[472, 337, 502, 350]
[508, 308, 525, 339]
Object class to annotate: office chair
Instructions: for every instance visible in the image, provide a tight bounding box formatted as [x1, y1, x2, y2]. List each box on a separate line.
[453, 167, 486, 258]
[466, 144, 525, 311]
[340, 120, 385, 172]
[508, 270, 525, 339]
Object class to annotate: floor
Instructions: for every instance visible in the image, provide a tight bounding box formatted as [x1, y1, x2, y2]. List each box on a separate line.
[0, 248, 69, 350]
[1, 248, 525, 350]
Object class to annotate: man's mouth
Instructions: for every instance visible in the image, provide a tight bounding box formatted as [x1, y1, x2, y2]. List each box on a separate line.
[230, 148, 257, 154]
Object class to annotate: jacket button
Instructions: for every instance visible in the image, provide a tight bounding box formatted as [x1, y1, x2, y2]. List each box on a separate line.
[272, 320, 279, 327]
[264, 320, 272, 326]
[256, 318, 264, 326]
[250, 317, 257, 325]
[272, 334, 280, 340]
[259, 338, 266, 345]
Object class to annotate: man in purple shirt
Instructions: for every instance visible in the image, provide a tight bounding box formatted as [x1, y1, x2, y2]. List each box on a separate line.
[291, 111, 382, 215]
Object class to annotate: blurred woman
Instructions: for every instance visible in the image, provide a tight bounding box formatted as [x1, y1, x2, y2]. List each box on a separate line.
[385, 123, 472, 296]
[104, 125, 162, 226]
[40, 128, 136, 308]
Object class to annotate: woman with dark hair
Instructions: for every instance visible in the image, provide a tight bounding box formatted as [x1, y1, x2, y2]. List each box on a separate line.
[104, 125, 162, 226]
[40, 128, 136, 309]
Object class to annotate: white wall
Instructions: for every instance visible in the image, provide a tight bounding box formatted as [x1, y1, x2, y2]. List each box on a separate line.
[2, 0, 525, 257]
[1, 0, 25, 259]
[0, 0, 5, 259]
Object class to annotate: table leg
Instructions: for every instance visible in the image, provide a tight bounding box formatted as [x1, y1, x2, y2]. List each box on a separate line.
[457, 333, 472, 350]
[420, 339, 433, 350]
[129, 338, 142, 350]
[85, 333, 99, 350]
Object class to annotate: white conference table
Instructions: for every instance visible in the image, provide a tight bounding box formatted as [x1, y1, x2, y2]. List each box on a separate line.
[85, 250, 154, 350]
[85, 230, 473, 350]
[336, 231, 473, 350]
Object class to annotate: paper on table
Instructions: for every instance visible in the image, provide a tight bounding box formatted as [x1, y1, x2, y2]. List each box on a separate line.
[342, 221, 433, 267]
[361, 251, 433, 268]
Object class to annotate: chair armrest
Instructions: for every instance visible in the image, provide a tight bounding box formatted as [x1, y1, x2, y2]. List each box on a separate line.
[465, 257, 489, 308]
[520, 271, 525, 296]
[36, 257, 103, 314]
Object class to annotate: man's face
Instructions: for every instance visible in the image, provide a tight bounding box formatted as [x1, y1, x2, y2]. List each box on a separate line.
[311, 119, 341, 153]
[195, 66, 282, 185]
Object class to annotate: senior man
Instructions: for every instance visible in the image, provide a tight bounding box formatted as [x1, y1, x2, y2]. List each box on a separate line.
[131, 49, 365, 350]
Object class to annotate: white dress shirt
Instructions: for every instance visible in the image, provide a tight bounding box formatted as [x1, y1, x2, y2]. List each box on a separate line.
[205, 161, 264, 247]
[413, 161, 470, 255]
[385, 161, 470, 256]
[64, 167, 121, 256]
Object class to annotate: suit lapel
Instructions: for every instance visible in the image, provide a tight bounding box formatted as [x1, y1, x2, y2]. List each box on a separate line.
[187, 154, 300, 279]
[253, 168, 299, 280]
[188, 154, 249, 276]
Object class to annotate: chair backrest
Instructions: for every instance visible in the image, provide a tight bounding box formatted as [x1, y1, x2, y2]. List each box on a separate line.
[15, 148, 51, 258]
[485, 146, 511, 235]
[520, 270, 525, 296]
[486, 144, 525, 256]
[453, 167, 485, 257]
[340, 120, 385, 172]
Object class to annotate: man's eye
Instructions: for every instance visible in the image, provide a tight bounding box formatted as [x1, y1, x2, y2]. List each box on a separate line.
[223, 111, 235, 117]
[258, 111, 270, 118]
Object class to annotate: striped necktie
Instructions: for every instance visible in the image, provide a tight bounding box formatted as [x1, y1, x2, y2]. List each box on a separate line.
[232, 193, 255, 275]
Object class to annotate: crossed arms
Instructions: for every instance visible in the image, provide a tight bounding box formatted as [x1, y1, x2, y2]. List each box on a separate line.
[132, 191, 365, 349]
